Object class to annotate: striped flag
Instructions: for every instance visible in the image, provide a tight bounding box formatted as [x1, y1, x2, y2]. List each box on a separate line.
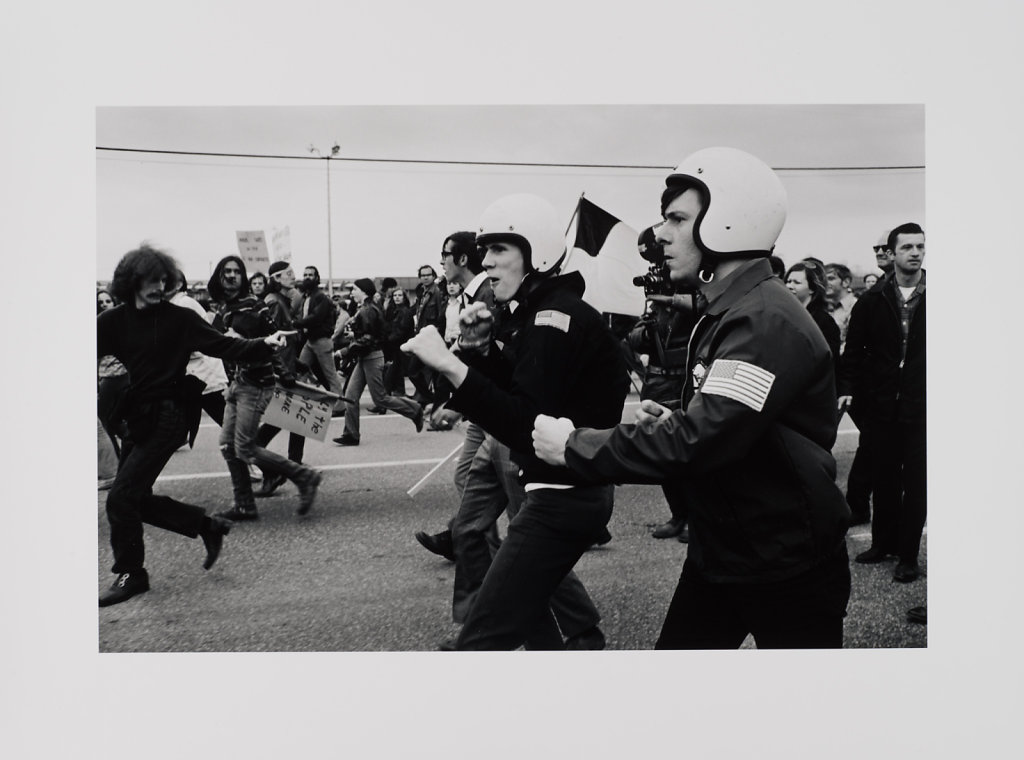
[699, 359, 776, 412]
[563, 197, 647, 317]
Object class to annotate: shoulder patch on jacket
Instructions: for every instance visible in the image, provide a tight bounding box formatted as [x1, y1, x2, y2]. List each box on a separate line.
[534, 310, 571, 332]
[699, 359, 775, 412]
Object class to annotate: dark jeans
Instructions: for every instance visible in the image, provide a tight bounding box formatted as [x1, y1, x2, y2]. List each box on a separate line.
[220, 383, 309, 507]
[382, 343, 408, 396]
[868, 418, 927, 562]
[455, 484, 612, 651]
[404, 355, 435, 403]
[655, 542, 851, 649]
[255, 424, 306, 467]
[450, 436, 600, 640]
[845, 420, 875, 518]
[661, 480, 690, 523]
[105, 400, 207, 573]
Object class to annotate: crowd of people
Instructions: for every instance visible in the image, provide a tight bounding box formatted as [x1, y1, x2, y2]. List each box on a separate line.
[97, 145, 926, 641]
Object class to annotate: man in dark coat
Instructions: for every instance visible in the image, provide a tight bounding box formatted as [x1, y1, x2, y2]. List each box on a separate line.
[838, 222, 927, 582]
[96, 244, 292, 607]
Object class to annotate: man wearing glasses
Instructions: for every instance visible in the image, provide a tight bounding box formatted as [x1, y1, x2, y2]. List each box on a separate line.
[407, 264, 446, 407]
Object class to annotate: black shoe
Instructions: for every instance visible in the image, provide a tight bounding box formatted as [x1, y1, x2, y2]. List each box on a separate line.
[413, 405, 425, 433]
[333, 434, 359, 446]
[296, 469, 322, 516]
[254, 472, 287, 498]
[99, 569, 150, 607]
[368, 406, 387, 415]
[854, 546, 895, 564]
[652, 518, 686, 539]
[594, 527, 612, 546]
[676, 526, 690, 543]
[216, 505, 259, 522]
[564, 626, 606, 651]
[200, 517, 231, 570]
[415, 530, 455, 562]
[893, 560, 921, 583]
[438, 636, 458, 651]
[907, 606, 927, 625]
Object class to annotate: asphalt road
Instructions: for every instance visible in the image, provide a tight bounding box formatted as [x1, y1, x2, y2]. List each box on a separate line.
[97, 391, 927, 652]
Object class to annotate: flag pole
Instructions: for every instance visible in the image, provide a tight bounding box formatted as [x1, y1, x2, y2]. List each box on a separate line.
[559, 193, 585, 274]
[406, 442, 464, 498]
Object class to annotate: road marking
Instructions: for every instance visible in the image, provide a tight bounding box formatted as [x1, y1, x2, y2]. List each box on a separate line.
[157, 457, 446, 482]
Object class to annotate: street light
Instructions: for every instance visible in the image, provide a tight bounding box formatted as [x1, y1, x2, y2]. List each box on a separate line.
[308, 142, 341, 295]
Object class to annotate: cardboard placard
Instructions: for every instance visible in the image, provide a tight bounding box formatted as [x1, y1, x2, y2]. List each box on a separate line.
[260, 382, 340, 442]
[236, 230, 271, 273]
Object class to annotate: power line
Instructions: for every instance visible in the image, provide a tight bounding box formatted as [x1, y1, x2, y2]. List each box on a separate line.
[95, 146, 924, 172]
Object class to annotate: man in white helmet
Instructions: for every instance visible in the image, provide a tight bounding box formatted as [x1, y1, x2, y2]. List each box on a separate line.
[402, 193, 629, 650]
[533, 148, 852, 649]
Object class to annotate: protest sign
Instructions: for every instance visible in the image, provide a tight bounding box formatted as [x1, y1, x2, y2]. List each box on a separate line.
[260, 381, 341, 442]
[236, 230, 271, 273]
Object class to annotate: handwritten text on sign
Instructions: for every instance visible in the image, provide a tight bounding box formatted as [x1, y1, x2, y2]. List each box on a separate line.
[261, 386, 334, 441]
[236, 230, 271, 272]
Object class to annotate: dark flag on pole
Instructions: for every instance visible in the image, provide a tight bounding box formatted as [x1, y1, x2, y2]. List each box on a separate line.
[573, 198, 623, 258]
[563, 197, 647, 317]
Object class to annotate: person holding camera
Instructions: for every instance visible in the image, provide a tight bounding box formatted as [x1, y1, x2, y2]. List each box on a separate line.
[332, 278, 425, 446]
[533, 148, 851, 649]
[628, 224, 697, 541]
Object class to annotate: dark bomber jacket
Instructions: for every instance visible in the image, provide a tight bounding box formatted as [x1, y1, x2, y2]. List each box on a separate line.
[564, 259, 850, 583]
[448, 271, 629, 486]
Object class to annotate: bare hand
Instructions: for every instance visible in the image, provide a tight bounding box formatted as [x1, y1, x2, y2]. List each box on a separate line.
[647, 294, 693, 312]
[401, 325, 452, 369]
[264, 330, 298, 348]
[837, 395, 852, 413]
[532, 414, 575, 466]
[458, 302, 494, 348]
[635, 399, 671, 432]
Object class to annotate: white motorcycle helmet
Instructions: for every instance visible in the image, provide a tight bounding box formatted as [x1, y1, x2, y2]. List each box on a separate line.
[476, 193, 566, 275]
[666, 147, 787, 259]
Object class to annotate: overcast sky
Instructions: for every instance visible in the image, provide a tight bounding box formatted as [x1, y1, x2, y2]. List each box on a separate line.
[96, 104, 924, 283]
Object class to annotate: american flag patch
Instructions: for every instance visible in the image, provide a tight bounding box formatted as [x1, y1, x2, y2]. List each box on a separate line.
[534, 309, 571, 332]
[699, 359, 775, 412]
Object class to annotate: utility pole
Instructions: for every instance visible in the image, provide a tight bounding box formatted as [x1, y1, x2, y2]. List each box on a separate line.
[308, 142, 340, 295]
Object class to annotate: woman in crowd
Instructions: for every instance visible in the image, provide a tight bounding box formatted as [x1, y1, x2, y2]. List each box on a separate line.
[785, 259, 841, 369]
[383, 287, 415, 397]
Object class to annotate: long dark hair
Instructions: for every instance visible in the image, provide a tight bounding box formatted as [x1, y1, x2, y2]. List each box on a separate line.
[109, 243, 181, 305]
[207, 255, 250, 302]
[96, 289, 116, 314]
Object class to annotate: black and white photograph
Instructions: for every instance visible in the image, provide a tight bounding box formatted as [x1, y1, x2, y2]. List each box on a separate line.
[93, 102, 927, 653]
[5, 1, 1022, 758]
